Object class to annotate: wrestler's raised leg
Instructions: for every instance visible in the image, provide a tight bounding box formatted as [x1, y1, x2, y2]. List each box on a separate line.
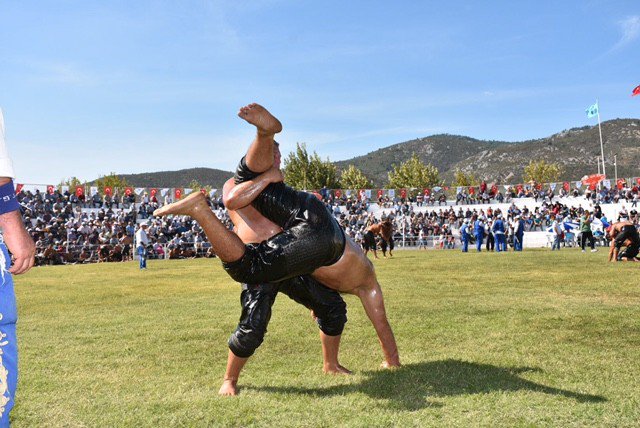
[153, 192, 245, 263]
[238, 103, 282, 173]
[313, 239, 400, 368]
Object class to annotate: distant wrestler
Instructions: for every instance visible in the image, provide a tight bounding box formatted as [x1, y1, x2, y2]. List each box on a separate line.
[379, 218, 394, 258]
[607, 221, 640, 262]
[155, 103, 400, 368]
[362, 223, 383, 258]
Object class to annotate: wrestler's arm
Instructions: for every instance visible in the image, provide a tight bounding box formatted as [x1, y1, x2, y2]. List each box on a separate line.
[223, 168, 283, 211]
[608, 243, 617, 262]
[0, 178, 35, 274]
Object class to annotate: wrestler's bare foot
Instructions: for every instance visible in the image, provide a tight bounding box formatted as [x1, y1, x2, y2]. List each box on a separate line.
[324, 364, 352, 375]
[153, 192, 207, 217]
[218, 379, 239, 396]
[381, 360, 401, 369]
[238, 103, 282, 135]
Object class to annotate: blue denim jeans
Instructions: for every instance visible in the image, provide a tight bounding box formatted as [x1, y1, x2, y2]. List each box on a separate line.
[0, 242, 18, 427]
[137, 245, 147, 269]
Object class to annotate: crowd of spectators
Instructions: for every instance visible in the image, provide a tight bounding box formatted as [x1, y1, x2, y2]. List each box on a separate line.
[16, 180, 640, 266]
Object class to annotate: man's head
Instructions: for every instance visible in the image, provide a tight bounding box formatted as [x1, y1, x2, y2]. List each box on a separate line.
[273, 141, 282, 169]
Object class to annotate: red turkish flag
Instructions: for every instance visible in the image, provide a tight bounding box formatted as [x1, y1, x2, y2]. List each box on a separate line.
[377, 189, 383, 198]
[124, 187, 133, 196]
[516, 184, 523, 194]
[616, 179, 626, 190]
[423, 188, 430, 196]
[15, 183, 23, 194]
[47, 185, 54, 194]
[174, 188, 182, 199]
[632, 84, 640, 97]
[490, 184, 498, 195]
[104, 186, 112, 196]
[150, 188, 158, 197]
[581, 174, 605, 187]
[335, 190, 342, 198]
[400, 189, 407, 199]
[563, 181, 570, 192]
[469, 186, 476, 195]
[636, 178, 640, 185]
[75, 186, 84, 197]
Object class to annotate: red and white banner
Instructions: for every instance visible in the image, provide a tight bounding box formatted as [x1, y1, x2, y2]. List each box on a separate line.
[104, 186, 112, 197]
[174, 188, 183, 199]
[47, 185, 55, 194]
[75, 186, 84, 197]
[15, 183, 23, 194]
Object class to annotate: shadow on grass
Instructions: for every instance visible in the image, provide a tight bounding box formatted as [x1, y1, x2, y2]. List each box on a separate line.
[246, 359, 606, 410]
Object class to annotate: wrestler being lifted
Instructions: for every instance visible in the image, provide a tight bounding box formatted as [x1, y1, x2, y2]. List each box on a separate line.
[155, 103, 400, 370]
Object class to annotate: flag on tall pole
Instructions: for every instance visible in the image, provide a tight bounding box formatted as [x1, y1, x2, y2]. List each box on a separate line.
[633, 85, 640, 97]
[586, 100, 606, 178]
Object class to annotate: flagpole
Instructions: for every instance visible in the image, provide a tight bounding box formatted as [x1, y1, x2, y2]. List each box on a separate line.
[596, 99, 606, 178]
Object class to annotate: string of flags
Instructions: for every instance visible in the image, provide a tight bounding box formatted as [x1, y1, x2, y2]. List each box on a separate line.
[14, 174, 640, 202]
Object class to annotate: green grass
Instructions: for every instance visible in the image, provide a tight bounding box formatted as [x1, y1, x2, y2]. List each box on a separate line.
[11, 249, 640, 427]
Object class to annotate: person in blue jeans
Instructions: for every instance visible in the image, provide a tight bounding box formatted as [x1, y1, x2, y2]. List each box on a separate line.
[135, 223, 149, 269]
[460, 219, 470, 252]
[0, 109, 36, 427]
[473, 215, 484, 252]
[492, 214, 507, 252]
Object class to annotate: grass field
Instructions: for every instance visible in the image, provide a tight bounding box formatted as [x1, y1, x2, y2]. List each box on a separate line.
[11, 249, 640, 427]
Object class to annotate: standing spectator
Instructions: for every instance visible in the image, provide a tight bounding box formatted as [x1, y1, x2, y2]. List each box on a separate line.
[0, 109, 36, 426]
[550, 214, 563, 251]
[460, 219, 470, 252]
[580, 210, 597, 253]
[135, 222, 150, 269]
[492, 214, 507, 252]
[485, 219, 495, 252]
[473, 215, 484, 252]
[513, 215, 525, 251]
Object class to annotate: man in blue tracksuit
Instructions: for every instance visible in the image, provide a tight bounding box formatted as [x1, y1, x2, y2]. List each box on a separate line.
[514, 215, 525, 251]
[473, 215, 484, 252]
[0, 109, 36, 427]
[492, 214, 507, 252]
[460, 219, 470, 252]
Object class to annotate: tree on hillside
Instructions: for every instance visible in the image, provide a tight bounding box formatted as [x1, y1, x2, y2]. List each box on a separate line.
[452, 169, 478, 187]
[522, 160, 564, 184]
[340, 165, 373, 190]
[59, 177, 85, 189]
[387, 154, 441, 191]
[187, 179, 212, 194]
[283, 143, 340, 190]
[94, 172, 129, 190]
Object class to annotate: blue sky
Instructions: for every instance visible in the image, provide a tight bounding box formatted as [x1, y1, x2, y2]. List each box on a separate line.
[1, 0, 639, 184]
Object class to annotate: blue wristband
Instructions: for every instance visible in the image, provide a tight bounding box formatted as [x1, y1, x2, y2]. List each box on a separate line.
[0, 181, 20, 215]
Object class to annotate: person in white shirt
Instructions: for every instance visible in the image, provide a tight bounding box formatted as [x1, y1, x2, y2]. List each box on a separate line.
[0, 108, 35, 425]
[135, 223, 150, 269]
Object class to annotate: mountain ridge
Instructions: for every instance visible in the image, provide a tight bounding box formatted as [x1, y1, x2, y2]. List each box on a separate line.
[108, 118, 640, 188]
